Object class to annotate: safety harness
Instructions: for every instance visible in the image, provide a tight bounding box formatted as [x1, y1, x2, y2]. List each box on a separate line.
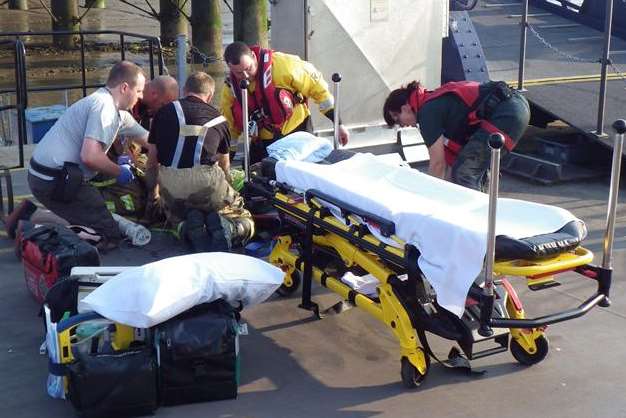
[227, 46, 298, 135]
[409, 81, 516, 165]
[169, 100, 227, 168]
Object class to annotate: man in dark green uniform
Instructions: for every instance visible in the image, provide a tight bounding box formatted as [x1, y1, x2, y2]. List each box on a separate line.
[383, 80, 530, 191]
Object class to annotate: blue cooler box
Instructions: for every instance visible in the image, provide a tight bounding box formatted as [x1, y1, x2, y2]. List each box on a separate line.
[25, 105, 66, 144]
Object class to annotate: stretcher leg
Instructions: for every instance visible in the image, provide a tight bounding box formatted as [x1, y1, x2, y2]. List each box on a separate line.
[501, 278, 549, 365]
[269, 233, 430, 387]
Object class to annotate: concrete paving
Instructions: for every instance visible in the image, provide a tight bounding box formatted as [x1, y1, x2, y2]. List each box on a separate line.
[1, 165, 625, 418]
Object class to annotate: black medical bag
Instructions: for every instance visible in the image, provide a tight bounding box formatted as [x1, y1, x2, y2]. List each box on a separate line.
[156, 299, 240, 405]
[67, 343, 158, 418]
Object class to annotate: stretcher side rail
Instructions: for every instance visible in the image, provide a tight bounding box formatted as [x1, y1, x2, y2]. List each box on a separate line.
[303, 188, 396, 237]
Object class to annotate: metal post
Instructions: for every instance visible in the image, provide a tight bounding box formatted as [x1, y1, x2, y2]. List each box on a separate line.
[241, 79, 251, 182]
[478, 133, 505, 337]
[602, 119, 625, 269]
[14, 39, 27, 167]
[79, 33, 87, 97]
[176, 34, 187, 97]
[332, 73, 341, 149]
[156, 38, 166, 75]
[148, 41, 155, 80]
[120, 34, 126, 61]
[517, 0, 529, 91]
[596, 0, 614, 136]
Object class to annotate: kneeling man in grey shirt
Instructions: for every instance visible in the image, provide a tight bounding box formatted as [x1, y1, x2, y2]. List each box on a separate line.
[27, 60, 152, 250]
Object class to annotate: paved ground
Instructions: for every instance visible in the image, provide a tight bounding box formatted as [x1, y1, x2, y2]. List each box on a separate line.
[1, 163, 625, 418]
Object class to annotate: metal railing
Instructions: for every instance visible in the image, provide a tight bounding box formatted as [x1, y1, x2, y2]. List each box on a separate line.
[0, 38, 27, 168]
[0, 30, 166, 98]
[516, 0, 621, 136]
[0, 30, 166, 168]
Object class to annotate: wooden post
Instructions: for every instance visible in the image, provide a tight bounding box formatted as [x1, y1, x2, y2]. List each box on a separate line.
[191, 0, 222, 74]
[8, 0, 28, 10]
[51, 0, 80, 49]
[233, 0, 268, 47]
[159, 0, 188, 46]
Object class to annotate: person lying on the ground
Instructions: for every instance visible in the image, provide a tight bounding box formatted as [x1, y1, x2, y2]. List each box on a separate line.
[24, 60, 150, 251]
[147, 71, 254, 252]
[220, 41, 349, 165]
[383, 80, 530, 191]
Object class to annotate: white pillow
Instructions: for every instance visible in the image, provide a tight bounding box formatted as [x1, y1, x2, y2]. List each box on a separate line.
[266, 131, 333, 162]
[78, 252, 284, 328]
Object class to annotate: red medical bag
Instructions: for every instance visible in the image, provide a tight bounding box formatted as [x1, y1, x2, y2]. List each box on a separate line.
[20, 222, 100, 304]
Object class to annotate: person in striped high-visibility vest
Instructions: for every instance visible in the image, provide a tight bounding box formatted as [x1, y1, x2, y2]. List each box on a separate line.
[147, 72, 254, 252]
[383, 80, 530, 191]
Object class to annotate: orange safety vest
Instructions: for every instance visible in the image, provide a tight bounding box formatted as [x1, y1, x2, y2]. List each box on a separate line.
[409, 81, 516, 165]
[227, 46, 297, 134]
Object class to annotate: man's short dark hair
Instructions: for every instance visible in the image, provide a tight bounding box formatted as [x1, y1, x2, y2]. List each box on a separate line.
[224, 42, 254, 65]
[184, 72, 215, 96]
[106, 61, 144, 88]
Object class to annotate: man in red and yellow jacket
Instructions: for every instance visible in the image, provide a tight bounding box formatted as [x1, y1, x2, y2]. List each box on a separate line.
[220, 42, 349, 164]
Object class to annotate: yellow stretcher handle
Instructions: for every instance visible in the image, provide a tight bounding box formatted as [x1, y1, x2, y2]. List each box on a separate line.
[494, 247, 593, 277]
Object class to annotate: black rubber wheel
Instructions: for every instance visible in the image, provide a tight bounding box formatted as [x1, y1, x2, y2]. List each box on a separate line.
[276, 270, 301, 297]
[400, 352, 429, 389]
[510, 335, 549, 366]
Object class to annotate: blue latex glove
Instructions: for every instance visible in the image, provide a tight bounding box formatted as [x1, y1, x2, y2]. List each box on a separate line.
[116, 164, 135, 185]
[117, 155, 132, 165]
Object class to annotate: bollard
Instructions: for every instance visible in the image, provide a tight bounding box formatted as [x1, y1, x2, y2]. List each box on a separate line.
[332, 73, 342, 150]
[176, 34, 187, 97]
[241, 79, 251, 182]
[478, 132, 504, 337]
[602, 119, 625, 270]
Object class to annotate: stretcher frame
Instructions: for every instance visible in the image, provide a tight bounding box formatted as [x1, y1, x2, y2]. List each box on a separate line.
[240, 79, 623, 387]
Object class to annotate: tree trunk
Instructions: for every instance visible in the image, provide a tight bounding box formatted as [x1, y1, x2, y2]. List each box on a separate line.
[233, 0, 268, 47]
[86, 0, 106, 8]
[8, 0, 28, 10]
[191, 0, 222, 74]
[159, 0, 188, 46]
[51, 0, 79, 49]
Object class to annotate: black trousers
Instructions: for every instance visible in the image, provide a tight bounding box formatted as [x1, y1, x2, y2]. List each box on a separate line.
[450, 91, 530, 191]
[28, 173, 122, 241]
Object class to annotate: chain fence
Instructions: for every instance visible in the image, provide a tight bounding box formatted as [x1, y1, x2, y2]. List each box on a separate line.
[527, 23, 626, 88]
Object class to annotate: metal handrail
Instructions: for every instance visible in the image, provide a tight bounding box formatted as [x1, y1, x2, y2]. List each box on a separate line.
[0, 29, 166, 96]
[0, 30, 166, 168]
[0, 38, 27, 168]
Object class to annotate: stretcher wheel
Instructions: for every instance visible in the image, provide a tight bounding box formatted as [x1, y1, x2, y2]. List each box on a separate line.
[510, 335, 549, 366]
[276, 271, 301, 297]
[400, 352, 429, 388]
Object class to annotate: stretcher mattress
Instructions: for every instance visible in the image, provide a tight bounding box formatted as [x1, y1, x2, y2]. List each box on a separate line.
[274, 153, 585, 318]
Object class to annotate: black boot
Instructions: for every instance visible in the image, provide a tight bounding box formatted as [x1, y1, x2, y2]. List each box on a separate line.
[182, 209, 212, 252]
[204, 211, 229, 252]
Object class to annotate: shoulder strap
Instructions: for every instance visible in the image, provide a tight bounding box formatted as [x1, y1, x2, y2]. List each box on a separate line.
[170, 100, 187, 169]
[193, 115, 227, 165]
[171, 100, 228, 167]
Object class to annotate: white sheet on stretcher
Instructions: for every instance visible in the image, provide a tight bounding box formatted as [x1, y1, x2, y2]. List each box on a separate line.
[275, 153, 581, 318]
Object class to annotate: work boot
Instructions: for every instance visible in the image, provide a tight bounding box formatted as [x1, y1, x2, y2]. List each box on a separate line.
[224, 216, 255, 249]
[182, 208, 213, 253]
[4, 199, 37, 239]
[204, 211, 229, 252]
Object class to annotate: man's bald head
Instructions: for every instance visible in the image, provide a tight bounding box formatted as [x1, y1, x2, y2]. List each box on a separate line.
[143, 75, 179, 114]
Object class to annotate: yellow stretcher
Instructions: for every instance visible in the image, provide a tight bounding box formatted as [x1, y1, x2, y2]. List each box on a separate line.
[236, 72, 623, 388]
[245, 179, 608, 387]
